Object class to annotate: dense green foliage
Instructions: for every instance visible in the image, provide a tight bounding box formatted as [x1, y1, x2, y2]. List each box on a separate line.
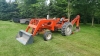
[0, 0, 18, 20]
[0, 0, 100, 25]
[72, 0, 100, 25]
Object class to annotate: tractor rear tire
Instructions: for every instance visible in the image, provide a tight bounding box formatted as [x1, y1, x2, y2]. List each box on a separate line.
[61, 22, 73, 36]
[43, 31, 52, 41]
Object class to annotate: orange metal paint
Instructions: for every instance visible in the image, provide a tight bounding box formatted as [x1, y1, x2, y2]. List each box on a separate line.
[25, 15, 80, 36]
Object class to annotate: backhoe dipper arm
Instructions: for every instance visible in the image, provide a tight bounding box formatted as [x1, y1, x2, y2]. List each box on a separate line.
[71, 15, 80, 27]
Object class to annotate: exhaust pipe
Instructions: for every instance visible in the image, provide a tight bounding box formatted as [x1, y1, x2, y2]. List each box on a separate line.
[16, 30, 33, 45]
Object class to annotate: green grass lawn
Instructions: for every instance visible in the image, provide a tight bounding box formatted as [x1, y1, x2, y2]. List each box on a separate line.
[0, 21, 100, 56]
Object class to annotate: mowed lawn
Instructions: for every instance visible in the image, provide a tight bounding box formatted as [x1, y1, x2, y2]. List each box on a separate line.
[0, 21, 100, 56]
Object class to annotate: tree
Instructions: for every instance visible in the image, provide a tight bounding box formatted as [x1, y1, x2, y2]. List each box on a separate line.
[0, 0, 9, 20]
[72, 0, 100, 25]
[17, 0, 69, 18]
[17, 0, 47, 18]
[0, 0, 19, 20]
[48, 0, 68, 18]
[89, 0, 100, 26]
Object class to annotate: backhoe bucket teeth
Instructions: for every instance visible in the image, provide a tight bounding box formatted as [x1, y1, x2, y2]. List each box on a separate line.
[16, 30, 33, 45]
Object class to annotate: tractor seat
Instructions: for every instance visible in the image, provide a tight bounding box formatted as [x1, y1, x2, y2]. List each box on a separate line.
[57, 18, 64, 24]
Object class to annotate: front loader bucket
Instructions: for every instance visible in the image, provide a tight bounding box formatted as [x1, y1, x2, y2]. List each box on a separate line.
[16, 30, 33, 45]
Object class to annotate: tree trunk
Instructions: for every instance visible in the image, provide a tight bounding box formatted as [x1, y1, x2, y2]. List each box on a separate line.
[98, 19, 99, 24]
[83, 16, 87, 25]
[91, 17, 94, 26]
[68, 0, 70, 22]
[34, 7, 37, 18]
[9, 0, 11, 3]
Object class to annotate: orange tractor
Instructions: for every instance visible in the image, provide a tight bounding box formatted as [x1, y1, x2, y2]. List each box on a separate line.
[16, 15, 80, 45]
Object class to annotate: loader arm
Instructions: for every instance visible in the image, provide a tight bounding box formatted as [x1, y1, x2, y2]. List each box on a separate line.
[71, 15, 80, 27]
[26, 19, 56, 36]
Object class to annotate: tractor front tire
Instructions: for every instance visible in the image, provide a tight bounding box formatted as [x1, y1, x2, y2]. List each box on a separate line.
[43, 31, 52, 41]
[61, 22, 73, 36]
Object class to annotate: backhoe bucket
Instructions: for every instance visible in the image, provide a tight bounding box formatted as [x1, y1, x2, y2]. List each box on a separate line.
[16, 30, 33, 45]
